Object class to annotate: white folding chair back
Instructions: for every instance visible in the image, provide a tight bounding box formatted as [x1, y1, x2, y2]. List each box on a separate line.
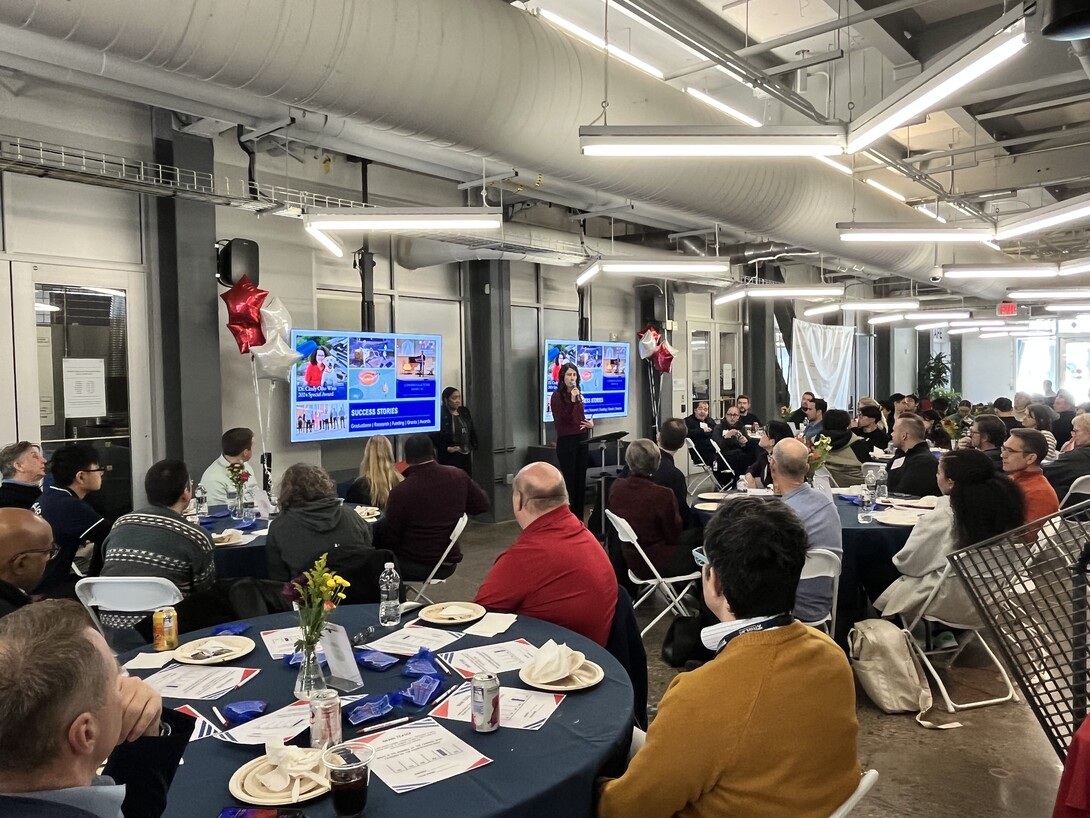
[798, 548, 842, 635]
[605, 509, 701, 639]
[1060, 474, 1090, 507]
[708, 439, 738, 483]
[684, 438, 723, 494]
[828, 769, 879, 818]
[406, 513, 469, 607]
[74, 576, 184, 633]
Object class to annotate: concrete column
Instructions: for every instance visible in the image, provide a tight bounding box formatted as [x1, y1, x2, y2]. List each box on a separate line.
[744, 299, 777, 420]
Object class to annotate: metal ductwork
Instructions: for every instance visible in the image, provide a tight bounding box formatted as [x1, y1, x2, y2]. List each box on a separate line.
[1042, 0, 1090, 41]
[1072, 40, 1090, 84]
[0, 0, 1013, 299]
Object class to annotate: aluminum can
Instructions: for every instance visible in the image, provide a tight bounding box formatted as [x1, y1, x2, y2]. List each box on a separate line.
[309, 688, 342, 749]
[152, 607, 179, 651]
[471, 672, 500, 733]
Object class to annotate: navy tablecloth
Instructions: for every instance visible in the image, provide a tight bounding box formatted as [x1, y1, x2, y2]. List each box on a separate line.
[124, 607, 633, 818]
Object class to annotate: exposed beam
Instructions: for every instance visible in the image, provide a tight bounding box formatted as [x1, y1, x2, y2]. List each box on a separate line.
[954, 71, 1088, 109]
[816, 0, 918, 68]
[976, 92, 1090, 121]
[906, 122, 1090, 163]
[764, 49, 844, 77]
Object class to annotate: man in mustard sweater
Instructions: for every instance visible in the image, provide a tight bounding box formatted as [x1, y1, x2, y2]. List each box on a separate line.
[598, 496, 860, 818]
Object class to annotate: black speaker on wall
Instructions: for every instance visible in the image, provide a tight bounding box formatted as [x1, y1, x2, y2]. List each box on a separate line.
[216, 238, 260, 286]
[1042, 0, 1090, 40]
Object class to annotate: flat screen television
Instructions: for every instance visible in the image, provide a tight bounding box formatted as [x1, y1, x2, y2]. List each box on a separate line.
[542, 339, 631, 422]
[290, 330, 442, 442]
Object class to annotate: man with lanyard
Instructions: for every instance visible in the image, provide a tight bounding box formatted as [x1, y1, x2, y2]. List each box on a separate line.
[598, 496, 860, 818]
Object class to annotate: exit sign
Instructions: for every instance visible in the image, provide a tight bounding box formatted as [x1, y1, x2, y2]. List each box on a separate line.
[996, 301, 1019, 317]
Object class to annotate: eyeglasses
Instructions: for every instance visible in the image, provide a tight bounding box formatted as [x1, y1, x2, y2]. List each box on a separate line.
[10, 543, 60, 563]
[1000, 445, 1025, 455]
[81, 467, 107, 474]
[726, 413, 739, 419]
[692, 546, 709, 568]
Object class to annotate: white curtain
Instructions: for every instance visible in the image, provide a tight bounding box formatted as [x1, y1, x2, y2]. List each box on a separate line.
[790, 320, 855, 410]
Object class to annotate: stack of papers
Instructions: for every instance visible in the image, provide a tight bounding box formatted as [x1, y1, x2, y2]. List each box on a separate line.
[464, 613, 517, 637]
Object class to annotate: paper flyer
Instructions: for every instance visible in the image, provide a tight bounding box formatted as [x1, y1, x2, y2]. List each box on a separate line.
[352, 717, 492, 793]
[429, 682, 564, 730]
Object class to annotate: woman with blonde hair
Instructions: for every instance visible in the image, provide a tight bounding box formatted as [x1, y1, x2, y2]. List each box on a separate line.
[345, 435, 403, 508]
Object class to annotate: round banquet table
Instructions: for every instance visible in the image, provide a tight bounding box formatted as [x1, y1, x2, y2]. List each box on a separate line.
[123, 607, 633, 818]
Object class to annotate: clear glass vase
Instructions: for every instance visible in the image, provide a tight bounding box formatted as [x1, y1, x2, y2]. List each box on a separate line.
[293, 644, 326, 700]
[228, 487, 244, 520]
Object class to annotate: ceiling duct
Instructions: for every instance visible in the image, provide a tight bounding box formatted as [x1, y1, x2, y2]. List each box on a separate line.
[1041, 0, 1090, 41]
[0, 0, 1013, 299]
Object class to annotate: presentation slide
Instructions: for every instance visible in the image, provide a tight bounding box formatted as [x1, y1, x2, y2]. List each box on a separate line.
[543, 339, 631, 422]
[290, 330, 442, 442]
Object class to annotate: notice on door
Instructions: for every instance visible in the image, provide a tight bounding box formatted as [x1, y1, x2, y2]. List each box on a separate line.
[62, 358, 107, 418]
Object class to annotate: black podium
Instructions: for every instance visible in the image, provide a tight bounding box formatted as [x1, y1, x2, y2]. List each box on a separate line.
[585, 431, 629, 536]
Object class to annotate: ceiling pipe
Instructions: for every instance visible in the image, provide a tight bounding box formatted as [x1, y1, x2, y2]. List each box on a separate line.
[1072, 40, 1090, 84]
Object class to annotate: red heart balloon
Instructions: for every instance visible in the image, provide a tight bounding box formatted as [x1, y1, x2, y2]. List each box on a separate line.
[220, 275, 269, 353]
[227, 321, 265, 354]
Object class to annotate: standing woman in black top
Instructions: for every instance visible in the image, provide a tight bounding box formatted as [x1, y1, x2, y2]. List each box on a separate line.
[551, 362, 595, 519]
[432, 387, 478, 475]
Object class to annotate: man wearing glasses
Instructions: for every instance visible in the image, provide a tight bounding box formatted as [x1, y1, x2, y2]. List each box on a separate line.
[0, 508, 56, 618]
[33, 443, 107, 599]
[1001, 429, 1059, 524]
[598, 496, 859, 817]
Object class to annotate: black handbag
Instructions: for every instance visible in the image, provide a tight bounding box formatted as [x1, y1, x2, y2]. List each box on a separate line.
[661, 611, 715, 668]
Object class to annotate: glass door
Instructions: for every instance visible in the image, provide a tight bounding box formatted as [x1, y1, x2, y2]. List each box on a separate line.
[9, 262, 151, 517]
[1060, 337, 1090, 400]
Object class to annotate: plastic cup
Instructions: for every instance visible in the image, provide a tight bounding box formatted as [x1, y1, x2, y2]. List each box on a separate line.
[322, 742, 376, 818]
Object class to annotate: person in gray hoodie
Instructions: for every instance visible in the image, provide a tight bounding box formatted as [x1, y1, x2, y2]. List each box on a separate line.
[265, 463, 374, 581]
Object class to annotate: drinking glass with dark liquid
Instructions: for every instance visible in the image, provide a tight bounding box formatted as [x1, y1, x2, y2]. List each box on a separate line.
[322, 742, 375, 817]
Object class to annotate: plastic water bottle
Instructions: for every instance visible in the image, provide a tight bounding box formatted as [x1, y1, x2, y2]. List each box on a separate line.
[379, 562, 401, 626]
[875, 469, 888, 502]
[194, 483, 209, 517]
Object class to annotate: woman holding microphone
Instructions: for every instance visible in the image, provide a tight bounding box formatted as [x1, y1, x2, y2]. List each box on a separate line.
[551, 362, 595, 520]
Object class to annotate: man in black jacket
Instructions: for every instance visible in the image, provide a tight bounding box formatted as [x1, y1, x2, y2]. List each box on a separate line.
[886, 413, 940, 497]
[959, 414, 1006, 471]
[655, 418, 694, 529]
[1045, 413, 1090, 504]
[0, 509, 52, 620]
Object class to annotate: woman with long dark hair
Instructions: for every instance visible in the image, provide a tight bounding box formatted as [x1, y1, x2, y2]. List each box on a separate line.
[874, 448, 1024, 628]
[743, 420, 794, 488]
[431, 386, 478, 475]
[551, 362, 594, 519]
[920, 409, 952, 450]
[1023, 403, 1058, 459]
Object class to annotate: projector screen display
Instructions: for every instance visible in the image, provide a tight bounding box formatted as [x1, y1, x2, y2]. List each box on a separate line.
[291, 330, 442, 442]
[543, 339, 631, 422]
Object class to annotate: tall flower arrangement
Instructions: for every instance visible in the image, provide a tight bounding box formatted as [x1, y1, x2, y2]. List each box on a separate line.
[226, 462, 251, 494]
[283, 553, 350, 699]
[805, 434, 833, 482]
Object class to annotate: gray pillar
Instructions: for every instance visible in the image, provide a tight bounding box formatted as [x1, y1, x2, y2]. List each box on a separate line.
[465, 260, 515, 523]
[743, 299, 777, 421]
[151, 109, 223, 468]
[875, 327, 892, 400]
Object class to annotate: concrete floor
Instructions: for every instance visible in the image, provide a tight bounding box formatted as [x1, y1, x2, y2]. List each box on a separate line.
[427, 518, 1064, 818]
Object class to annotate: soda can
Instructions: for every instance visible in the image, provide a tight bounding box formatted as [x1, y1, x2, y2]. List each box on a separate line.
[309, 688, 342, 749]
[152, 607, 179, 651]
[471, 672, 500, 733]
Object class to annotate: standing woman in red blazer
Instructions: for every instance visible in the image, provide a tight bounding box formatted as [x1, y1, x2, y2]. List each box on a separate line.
[551, 362, 595, 520]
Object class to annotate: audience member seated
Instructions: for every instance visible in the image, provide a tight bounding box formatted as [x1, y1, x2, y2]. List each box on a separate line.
[0, 509, 53, 619]
[684, 400, 722, 479]
[1024, 403, 1059, 460]
[878, 398, 895, 428]
[743, 420, 793, 489]
[0, 441, 46, 509]
[383, 435, 489, 581]
[1044, 414, 1090, 504]
[801, 397, 827, 441]
[889, 392, 906, 415]
[33, 443, 108, 599]
[712, 407, 759, 476]
[0, 600, 192, 818]
[1013, 391, 1032, 423]
[607, 440, 685, 579]
[266, 463, 374, 581]
[853, 404, 891, 451]
[931, 396, 951, 418]
[1001, 429, 1060, 523]
[198, 427, 255, 506]
[475, 463, 618, 646]
[886, 413, 941, 497]
[873, 449, 1024, 629]
[787, 391, 814, 426]
[99, 460, 217, 629]
[959, 414, 1007, 471]
[945, 400, 973, 437]
[344, 435, 402, 508]
[903, 394, 920, 414]
[596, 496, 859, 818]
[770, 439, 843, 623]
[821, 409, 869, 487]
[993, 397, 1021, 432]
[653, 418, 694, 529]
[735, 394, 760, 427]
[1053, 390, 1077, 448]
[920, 409, 952, 450]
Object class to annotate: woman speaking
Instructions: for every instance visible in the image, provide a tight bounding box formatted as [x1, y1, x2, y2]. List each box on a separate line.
[432, 387, 478, 475]
[551, 363, 594, 520]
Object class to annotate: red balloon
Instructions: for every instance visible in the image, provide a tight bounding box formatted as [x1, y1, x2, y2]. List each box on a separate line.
[220, 275, 269, 353]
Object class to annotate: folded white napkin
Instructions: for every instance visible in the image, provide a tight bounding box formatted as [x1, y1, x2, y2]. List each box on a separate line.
[465, 613, 517, 637]
[213, 529, 244, 545]
[438, 604, 475, 618]
[255, 740, 326, 798]
[522, 639, 584, 684]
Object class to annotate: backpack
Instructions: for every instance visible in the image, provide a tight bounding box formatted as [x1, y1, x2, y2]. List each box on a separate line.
[847, 618, 961, 730]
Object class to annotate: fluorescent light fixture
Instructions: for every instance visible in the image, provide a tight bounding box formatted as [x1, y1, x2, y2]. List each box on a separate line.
[915, 321, 949, 331]
[865, 178, 907, 202]
[1044, 304, 1090, 312]
[1008, 331, 1056, 338]
[942, 263, 1058, 279]
[305, 225, 345, 258]
[915, 206, 947, 223]
[947, 327, 979, 335]
[600, 260, 732, 274]
[838, 223, 994, 243]
[814, 155, 853, 175]
[949, 319, 1004, 327]
[746, 285, 845, 299]
[714, 288, 747, 305]
[579, 126, 846, 157]
[539, 9, 664, 78]
[903, 311, 970, 320]
[1009, 289, 1090, 300]
[305, 207, 503, 231]
[34, 302, 59, 312]
[802, 303, 842, 317]
[983, 241, 1002, 251]
[576, 260, 601, 287]
[978, 331, 1011, 338]
[996, 190, 1090, 240]
[684, 88, 762, 128]
[1060, 257, 1090, 276]
[867, 314, 905, 325]
[841, 299, 920, 311]
[846, 19, 1028, 153]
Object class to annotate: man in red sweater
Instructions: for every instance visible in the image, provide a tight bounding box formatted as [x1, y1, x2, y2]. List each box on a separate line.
[1002, 428, 1059, 523]
[475, 462, 618, 646]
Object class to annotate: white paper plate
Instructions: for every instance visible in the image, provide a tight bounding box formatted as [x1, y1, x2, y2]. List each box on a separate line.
[174, 635, 256, 665]
[694, 501, 721, 512]
[417, 602, 486, 625]
[228, 753, 329, 806]
[877, 496, 938, 510]
[519, 660, 604, 692]
[873, 509, 925, 527]
[697, 492, 731, 501]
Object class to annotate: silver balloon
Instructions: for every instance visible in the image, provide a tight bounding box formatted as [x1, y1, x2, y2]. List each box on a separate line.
[259, 296, 294, 343]
[251, 334, 302, 381]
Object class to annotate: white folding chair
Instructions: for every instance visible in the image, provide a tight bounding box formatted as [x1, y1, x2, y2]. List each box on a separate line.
[605, 510, 701, 638]
[1060, 474, 1090, 508]
[798, 548, 842, 636]
[708, 439, 738, 486]
[901, 563, 1016, 713]
[684, 438, 724, 494]
[403, 513, 469, 609]
[828, 769, 880, 818]
[74, 576, 184, 635]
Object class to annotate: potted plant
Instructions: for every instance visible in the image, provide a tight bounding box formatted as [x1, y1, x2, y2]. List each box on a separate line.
[918, 352, 952, 400]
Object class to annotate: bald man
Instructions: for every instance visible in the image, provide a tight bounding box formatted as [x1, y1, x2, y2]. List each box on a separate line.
[474, 463, 618, 645]
[0, 508, 54, 618]
[769, 439, 842, 625]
